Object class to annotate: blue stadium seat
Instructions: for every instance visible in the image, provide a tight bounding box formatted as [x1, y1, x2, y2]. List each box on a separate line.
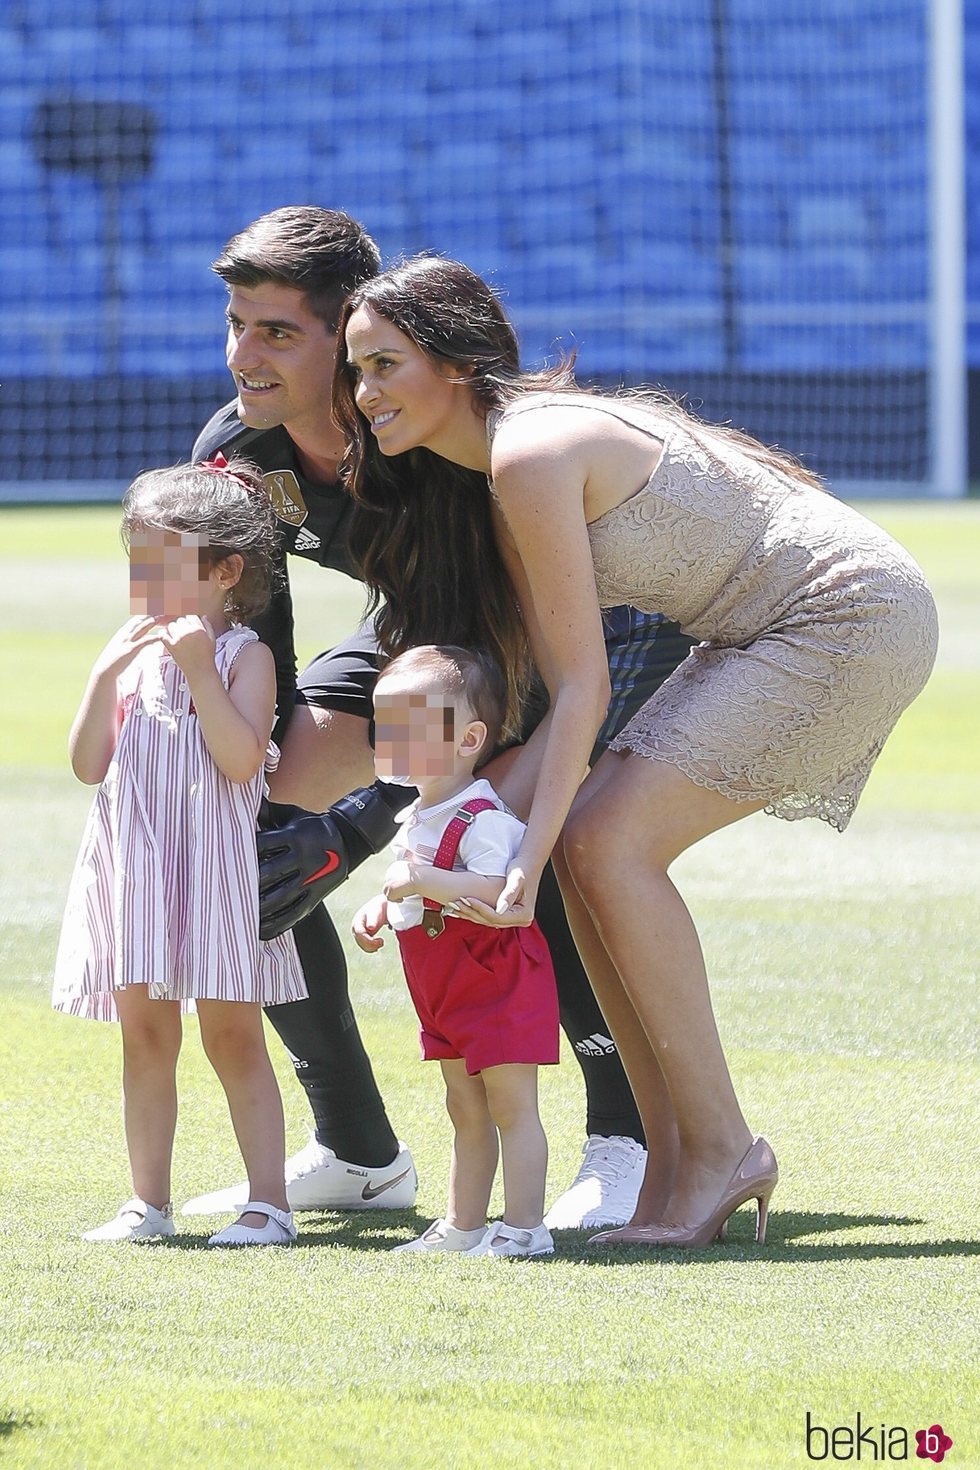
[1, 0, 970, 394]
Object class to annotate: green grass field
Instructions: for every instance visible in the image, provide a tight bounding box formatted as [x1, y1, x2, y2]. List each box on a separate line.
[0, 504, 977, 1470]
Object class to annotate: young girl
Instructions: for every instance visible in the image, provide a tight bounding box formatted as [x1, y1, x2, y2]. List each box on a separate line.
[352, 645, 559, 1258]
[53, 458, 307, 1247]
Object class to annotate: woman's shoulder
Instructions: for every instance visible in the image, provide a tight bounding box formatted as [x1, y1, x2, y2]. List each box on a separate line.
[489, 390, 668, 463]
[489, 389, 594, 438]
[487, 394, 607, 489]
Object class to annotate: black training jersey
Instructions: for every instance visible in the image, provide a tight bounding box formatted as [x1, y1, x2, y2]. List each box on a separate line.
[193, 401, 362, 706]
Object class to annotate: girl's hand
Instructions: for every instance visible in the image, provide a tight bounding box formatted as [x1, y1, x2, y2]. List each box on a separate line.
[157, 615, 217, 681]
[93, 616, 160, 677]
[452, 867, 538, 928]
[70, 617, 167, 784]
[383, 860, 417, 902]
[352, 895, 389, 952]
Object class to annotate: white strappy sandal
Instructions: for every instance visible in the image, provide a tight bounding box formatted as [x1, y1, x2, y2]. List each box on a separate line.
[207, 1201, 297, 1247]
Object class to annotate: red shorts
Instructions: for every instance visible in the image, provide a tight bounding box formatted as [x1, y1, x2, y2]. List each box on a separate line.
[396, 919, 559, 1075]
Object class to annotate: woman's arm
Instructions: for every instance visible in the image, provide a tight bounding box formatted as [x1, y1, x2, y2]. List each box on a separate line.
[160, 619, 276, 783]
[68, 616, 160, 784]
[488, 412, 611, 913]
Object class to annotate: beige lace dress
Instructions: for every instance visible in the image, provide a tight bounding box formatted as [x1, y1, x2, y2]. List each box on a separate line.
[489, 394, 939, 831]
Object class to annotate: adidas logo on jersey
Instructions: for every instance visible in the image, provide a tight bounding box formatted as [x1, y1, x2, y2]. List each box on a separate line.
[293, 527, 321, 552]
[574, 1032, 617, 1057]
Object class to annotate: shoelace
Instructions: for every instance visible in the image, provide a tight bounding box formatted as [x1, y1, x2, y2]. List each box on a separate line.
[573, 1138, 641, 1187]
[288, 1133, 337, 1178]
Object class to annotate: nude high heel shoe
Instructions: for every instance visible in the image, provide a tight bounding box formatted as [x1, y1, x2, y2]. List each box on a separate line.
[589, 1136, 778, 1249]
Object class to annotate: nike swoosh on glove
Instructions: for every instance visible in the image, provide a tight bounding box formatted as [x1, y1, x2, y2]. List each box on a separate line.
[257, 787, 400, 939]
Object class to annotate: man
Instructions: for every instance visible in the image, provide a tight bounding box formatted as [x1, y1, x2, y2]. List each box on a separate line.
[182, 206, 694, 1228]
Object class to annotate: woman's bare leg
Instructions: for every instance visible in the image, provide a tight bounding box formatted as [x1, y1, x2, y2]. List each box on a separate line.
[563, 753, 764, 1229]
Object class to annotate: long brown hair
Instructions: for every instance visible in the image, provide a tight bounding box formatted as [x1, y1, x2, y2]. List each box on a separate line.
[332, 257, 543, 739]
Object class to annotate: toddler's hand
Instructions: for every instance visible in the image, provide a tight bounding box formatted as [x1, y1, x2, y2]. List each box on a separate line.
[157, 615, 217, 679]
[94, 616, 160, 677]
[352, 895, 389, 953]
[383, 860, 417, 902]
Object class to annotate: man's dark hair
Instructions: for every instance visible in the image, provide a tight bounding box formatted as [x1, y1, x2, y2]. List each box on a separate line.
[212, 206, 382, 331]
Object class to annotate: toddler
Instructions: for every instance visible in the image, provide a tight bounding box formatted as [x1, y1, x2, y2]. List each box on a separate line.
[352, 645, 559, 1258]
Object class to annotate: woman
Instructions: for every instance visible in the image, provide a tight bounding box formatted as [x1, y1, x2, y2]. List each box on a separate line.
[331, 257, 938, 1247]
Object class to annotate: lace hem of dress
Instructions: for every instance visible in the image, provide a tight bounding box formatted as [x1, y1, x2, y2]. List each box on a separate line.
[607, 736, 857, 832]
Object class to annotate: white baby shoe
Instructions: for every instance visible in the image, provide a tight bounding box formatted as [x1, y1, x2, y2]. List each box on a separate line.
[464, 1221, 555, 1258]
[207, 1201, 296, 1247]
[391, 1218, 488, 1253]
[82, 1198, 175, 1242]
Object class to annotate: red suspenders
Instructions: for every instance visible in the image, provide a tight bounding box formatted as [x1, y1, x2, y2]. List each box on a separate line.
[420, 797, 497, 938]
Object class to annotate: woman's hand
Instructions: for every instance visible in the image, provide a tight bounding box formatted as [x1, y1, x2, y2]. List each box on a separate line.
[451, 866, 539, 928]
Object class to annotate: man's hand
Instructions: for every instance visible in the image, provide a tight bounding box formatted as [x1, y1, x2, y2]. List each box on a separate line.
[256, 785, 401, 939]
[257, 807, 351, 938]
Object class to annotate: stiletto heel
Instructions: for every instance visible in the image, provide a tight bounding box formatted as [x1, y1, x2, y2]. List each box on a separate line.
[589, 1136, 778, 1250]
[755, 1187, 773, 1245]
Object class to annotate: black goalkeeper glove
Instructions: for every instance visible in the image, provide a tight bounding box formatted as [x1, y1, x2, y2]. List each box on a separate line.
[257, 785, 404, 939]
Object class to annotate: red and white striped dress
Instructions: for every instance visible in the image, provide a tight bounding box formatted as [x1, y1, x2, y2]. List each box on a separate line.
[53, 628, 307, 1020]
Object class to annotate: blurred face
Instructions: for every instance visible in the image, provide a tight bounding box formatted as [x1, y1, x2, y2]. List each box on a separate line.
[373, 676, 484, 786]
[345, 305, 466, 457]
[129, 529, 231, 618]
[225, 283, 337, 437]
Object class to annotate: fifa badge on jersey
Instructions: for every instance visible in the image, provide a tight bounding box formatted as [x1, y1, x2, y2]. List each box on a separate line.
[263, 470, 308, 526]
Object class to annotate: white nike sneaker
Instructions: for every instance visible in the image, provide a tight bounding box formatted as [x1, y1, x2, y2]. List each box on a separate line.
[180, 1134, 417, 1215]
[464, 1221, 554, 1258]
[543, 1135, 647, 1230]
[392, 1218, 487, 1253]
[82, 1198, 175, 1242]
